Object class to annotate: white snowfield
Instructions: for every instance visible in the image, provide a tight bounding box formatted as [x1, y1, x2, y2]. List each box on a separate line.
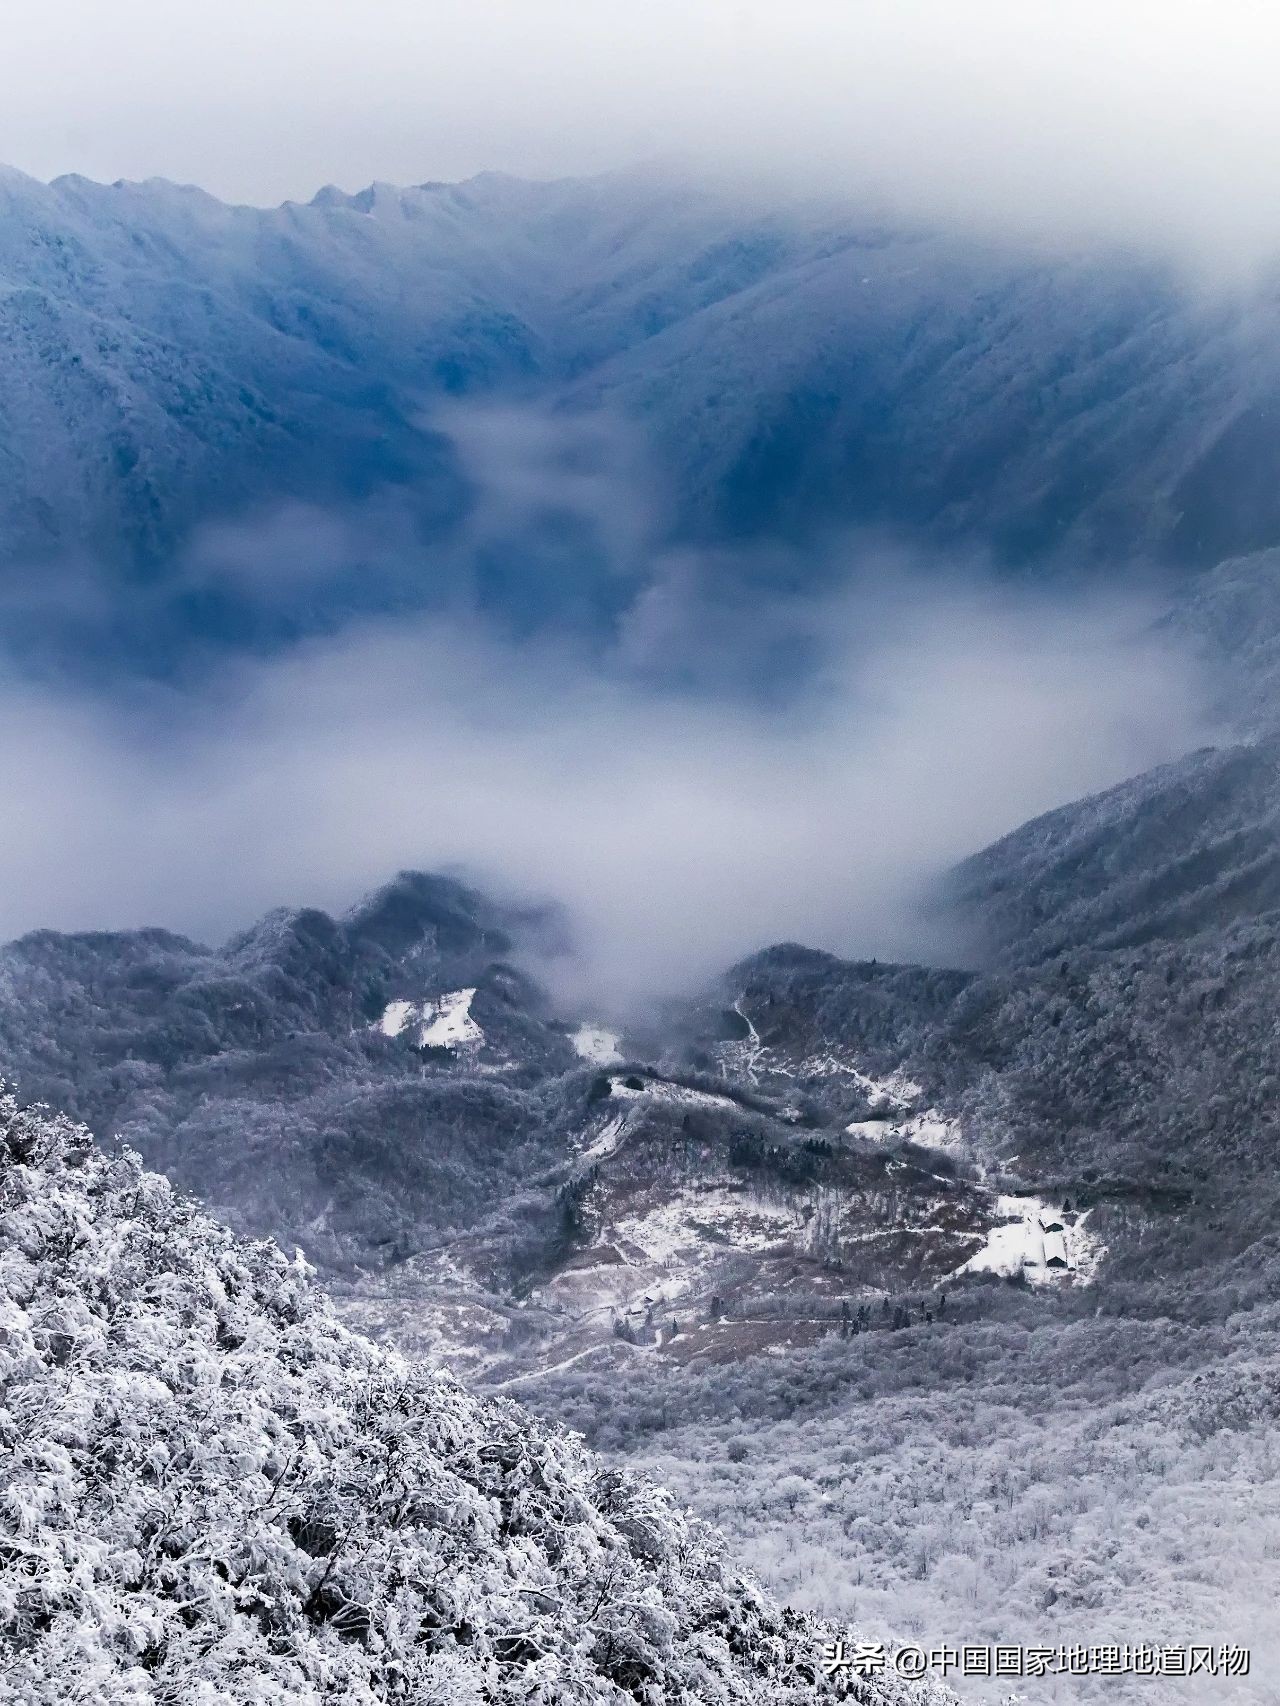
[583, 1111, 630, 1161]
[376, 999, 415, 1038]
[571, 1025, 624, 1065]
[836, 1063, 965, 1155]
[537, 1179, 801, 1326]
[376, 989, 483, 1051]
[605, 1073, 739, 1111]
[849, 1066, 923, 1108]
[615, 1186, 797, 1267]
[845, 1108, 964, 1153]
[957, 1194, 1104, 1285]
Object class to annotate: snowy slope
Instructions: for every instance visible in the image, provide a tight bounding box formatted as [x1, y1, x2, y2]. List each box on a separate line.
[957, 1194, 1104, 1284]
[0, 165, 830, 577]
[377, 987, 484, 1050]
[0, 1089, 955, 1705]
[2, 160, 1280, 677]
[572, 1024, 624, 1065]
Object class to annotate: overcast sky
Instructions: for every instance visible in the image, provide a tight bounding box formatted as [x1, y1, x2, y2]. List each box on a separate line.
[2, 1, 1279, 264]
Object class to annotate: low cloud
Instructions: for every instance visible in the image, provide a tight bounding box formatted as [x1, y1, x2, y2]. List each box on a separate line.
[0, 405, 1224, 1005]
[0, 566, 1215, 1011]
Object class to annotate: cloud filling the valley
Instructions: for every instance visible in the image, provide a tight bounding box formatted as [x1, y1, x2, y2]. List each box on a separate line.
[0, 561, 1214, 1010]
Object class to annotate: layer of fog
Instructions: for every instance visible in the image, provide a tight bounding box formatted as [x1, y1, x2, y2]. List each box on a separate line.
[0, 574, 1214, 1010]
[6, 1, 1280, 270]
[0, 402, 1222, 1007]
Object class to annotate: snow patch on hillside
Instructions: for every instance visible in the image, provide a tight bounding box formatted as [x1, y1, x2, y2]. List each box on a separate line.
[535, 1183, 803, 1327]
[851, 1067, 924, 1109]
[572, 1024, 623, 1065]
[605, 1073, 739, 1110]
[957, 1194, 1104, 1285]
[377, 998, 415, 1038]
[420, 988, 482, 1049]
[375, 988, 483, 1050]
[846, 1107, 964, 1154]
[615, 1187, 796, 1266]
[583, 1111, 631, 1162]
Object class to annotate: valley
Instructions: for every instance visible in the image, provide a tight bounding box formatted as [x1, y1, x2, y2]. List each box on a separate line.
[3, 155, 1280, 1702]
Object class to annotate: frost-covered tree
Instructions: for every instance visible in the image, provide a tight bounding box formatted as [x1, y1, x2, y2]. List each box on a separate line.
[0, 1090, 953, 1705]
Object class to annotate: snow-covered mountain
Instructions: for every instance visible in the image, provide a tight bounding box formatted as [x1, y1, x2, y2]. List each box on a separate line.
[0, 844, 1127, 1409]
[3, 815, 1277, 1700]
[0, 731, 1269, 1392]
[6, 162, 1280, 673]
[7, 156, 1280, 1703]
[3, 564, 1280, 1694]
[0, 1088, 959, 1703]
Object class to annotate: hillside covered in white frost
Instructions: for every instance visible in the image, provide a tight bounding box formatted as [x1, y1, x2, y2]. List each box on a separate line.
[0, 1088, 955, 1705]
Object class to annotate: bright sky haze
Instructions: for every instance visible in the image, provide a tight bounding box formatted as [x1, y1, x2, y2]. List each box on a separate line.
[3, 1, 1280, 265]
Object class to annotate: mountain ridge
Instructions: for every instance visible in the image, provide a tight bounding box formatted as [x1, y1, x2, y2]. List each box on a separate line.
[6, 163, 1280, 677]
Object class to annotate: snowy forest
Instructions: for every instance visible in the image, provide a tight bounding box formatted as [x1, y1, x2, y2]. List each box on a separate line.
[5, 4, 1280, 1700]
